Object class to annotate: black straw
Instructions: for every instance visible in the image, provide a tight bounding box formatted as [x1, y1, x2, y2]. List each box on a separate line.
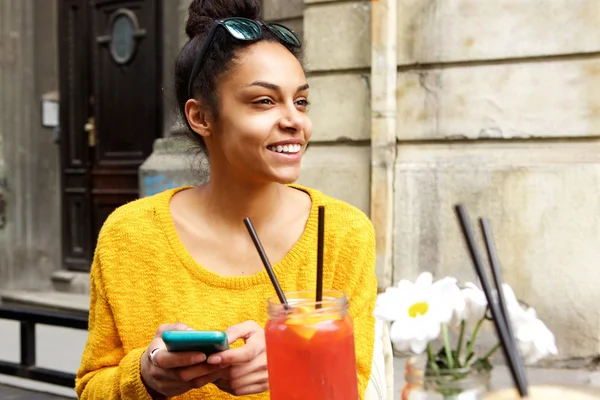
[243, 217, 289, 309]
[316, 206, 325, 307]
[480, 217, 528, 391]
[454, 205, 528, 397]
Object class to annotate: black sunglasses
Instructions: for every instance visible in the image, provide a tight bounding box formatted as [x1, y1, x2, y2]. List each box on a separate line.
[187, 17, 302, 99]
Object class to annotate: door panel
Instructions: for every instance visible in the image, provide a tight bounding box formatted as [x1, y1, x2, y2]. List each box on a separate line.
[59, 0, 162, 270]
[90, 0, 162, 248]
[93, 0, 161, 167]
[59, 0, 93, 271]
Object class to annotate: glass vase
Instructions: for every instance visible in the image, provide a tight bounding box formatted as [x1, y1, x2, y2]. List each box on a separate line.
[401, 356, 491, 400]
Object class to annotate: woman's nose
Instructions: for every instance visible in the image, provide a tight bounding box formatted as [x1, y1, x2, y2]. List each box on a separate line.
[278, 107, 304, 133]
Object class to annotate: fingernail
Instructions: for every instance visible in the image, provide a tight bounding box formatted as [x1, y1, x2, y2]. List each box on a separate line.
[193, 353, 206, 363]
[208, 355, 222, 364]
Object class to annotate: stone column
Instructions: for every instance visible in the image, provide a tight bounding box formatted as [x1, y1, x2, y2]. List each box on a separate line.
[139, 1, 206, 196]
[0, 0, 60, 290]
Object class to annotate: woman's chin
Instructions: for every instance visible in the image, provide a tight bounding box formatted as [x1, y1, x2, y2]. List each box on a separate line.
[270, 168, 301, 185]
[273, 175, 300, 185]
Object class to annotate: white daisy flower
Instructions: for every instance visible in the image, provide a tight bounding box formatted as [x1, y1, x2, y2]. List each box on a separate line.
[375, 272, 462, 354]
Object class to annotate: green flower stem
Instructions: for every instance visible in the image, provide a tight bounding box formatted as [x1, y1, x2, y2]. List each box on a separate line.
[465, 316, 486, 363]
[480, 342, 501, 362]
[427, 343, 440, 375]
[456, 320, 466, 367]
[441, 323, 454, 369]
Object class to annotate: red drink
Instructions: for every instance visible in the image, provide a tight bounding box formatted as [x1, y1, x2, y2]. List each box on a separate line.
[265, 290, 359, 400]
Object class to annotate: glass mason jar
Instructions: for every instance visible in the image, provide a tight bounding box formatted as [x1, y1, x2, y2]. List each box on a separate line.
[401, 356, 491, 400]
[265, 290, 358, 400]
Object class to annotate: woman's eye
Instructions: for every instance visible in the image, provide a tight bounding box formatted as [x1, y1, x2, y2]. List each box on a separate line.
[253, 98, 274, 105]
[296, 99, 310, 107]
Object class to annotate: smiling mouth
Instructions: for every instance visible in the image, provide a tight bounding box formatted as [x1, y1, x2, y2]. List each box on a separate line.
[267, 144, 302, 154]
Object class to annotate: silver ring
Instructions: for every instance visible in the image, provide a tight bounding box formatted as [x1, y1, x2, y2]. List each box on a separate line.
[149, 347, 163, 367]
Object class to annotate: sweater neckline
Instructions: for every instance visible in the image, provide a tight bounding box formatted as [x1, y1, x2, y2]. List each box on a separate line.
[155, 184, 319, 289]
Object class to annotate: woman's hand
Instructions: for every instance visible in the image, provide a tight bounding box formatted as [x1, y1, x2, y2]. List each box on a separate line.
[208, 320, 269, 396]
[140, 322, 229, 398]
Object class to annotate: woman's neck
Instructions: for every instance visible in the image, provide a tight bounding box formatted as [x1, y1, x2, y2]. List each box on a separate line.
[198, 176, 286, 230]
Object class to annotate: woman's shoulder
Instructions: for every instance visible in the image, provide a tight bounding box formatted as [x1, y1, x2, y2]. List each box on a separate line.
[293, 184, 374, 237]
[98, 186, 189, 244]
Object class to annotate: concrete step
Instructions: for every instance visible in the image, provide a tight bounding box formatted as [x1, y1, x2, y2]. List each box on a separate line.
[0, 290, 89, 318]
[50, 271, 90, 295]
[0, 381, 73, 399]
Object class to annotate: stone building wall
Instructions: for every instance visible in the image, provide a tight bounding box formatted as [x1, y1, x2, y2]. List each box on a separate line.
[302, 0, 600, 361]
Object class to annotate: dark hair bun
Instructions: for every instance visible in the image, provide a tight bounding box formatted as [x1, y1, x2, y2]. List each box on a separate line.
[186, 0, 261, 39]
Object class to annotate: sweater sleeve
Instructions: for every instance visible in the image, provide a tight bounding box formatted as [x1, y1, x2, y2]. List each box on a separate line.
[333, 215, 378, 399]
[75, 251, 152, 400]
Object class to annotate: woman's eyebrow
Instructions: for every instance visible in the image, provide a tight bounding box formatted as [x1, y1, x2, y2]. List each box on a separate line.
[296, 83, 309, 92]
[247, 81, 310, 93]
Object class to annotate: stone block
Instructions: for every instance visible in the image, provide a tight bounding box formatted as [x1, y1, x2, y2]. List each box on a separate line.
[263, 0, 304, 21]
[139, 137, 208, 197]
[397, 58, 600, 140]
[393, 140, 600, 358]
[296, 144, 370, 214]
[0, 132, 4, 175]
[178, 0, 190, 47]
[307, 73, 370, 142]
[397, 0, 600, 65]
[304, 1, 371, 71]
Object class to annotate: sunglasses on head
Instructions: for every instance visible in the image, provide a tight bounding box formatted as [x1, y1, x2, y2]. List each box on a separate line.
[187, 17, 302, 99]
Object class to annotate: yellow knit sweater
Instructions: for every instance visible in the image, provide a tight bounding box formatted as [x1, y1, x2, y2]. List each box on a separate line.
[75, 185, 377, 399]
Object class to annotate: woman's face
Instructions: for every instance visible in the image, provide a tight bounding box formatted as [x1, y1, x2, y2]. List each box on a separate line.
[205, 41, 312, 185]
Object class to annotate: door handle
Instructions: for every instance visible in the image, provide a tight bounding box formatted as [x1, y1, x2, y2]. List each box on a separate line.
[84, 117, 96, 147]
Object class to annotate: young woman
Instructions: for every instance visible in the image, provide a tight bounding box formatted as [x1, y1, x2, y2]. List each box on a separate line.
[75, 0, 378, 399]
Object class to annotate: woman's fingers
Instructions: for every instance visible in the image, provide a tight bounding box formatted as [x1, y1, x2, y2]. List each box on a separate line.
[227, 351, 267, 379]
[230, 383, 270, 396]
[141, 322, 216, 398]
[144, 321, 268, 397]
[155, 322, 193, 337]
[152, 348, 207, 369]
[216, 370, 269, 396]
[224, 320, 263, 344]
[190, 367, 230, 389]
[229, 369, 269, 390]
[215, 352, 269, 396]
[207, 320, 265, 365]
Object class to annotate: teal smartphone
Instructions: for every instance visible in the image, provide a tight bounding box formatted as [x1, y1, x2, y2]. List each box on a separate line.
[162, 330, 229, 356]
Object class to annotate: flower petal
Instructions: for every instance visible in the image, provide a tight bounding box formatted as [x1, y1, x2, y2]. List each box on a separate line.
[374, 288, 405, 321]
[512, 306, 558, 365]
[421, 314, 442, 341]
[415, 272, 433, 288]
[408, 337, 429, 355]
[390, 320, 412, 352]
[428, 281, 460, 324]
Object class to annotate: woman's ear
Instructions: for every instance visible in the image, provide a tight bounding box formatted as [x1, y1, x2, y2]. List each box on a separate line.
[185, 99, 212, 140]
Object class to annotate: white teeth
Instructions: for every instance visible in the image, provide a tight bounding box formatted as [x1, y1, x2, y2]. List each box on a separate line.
[268, 144, 302, 154]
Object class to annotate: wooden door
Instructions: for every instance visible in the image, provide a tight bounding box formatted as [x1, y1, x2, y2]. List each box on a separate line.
[59, 0, 162, 271]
